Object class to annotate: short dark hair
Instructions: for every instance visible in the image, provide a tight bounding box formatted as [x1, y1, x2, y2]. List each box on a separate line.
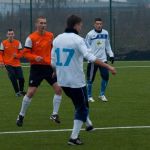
[95, 18, 102, 22]
[8, 29, 13, 32]
[67, 15, 82, 28]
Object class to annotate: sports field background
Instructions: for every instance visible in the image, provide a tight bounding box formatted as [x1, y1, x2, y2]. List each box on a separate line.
[0, 61, 150, 150]
[0, 0, 150, 60]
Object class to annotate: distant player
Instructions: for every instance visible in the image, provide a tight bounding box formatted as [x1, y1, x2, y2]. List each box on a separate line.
[85, 18, 114, 102]
[16, 16, 62, 127]
[52, 15, 116, 145]
[0, 29, 26, 97]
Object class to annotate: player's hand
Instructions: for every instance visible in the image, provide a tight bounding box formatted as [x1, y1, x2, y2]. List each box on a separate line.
[109, 57, 114, 64]
[108, 66, 116, 75]
[35, 56, 43, 62]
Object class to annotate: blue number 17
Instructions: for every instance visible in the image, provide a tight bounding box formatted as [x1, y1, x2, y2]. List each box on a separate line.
[55, 48, 74, 66]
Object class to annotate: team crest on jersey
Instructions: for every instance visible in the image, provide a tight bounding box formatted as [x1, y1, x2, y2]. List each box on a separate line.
[97, 41, 101, 46]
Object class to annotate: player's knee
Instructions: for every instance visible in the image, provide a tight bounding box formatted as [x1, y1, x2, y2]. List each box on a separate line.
[26, 88, 37, 98]
[75, 107, 89, 122]
[9, 74, 16, 80]
[101, 74, 109, 81]
[55, 86, 62, 95]
[53, 83, 62, 95]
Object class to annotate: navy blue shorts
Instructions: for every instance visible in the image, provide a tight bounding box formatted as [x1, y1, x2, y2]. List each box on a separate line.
[62, 86, 89, 122]
[29, 65, 57, 87]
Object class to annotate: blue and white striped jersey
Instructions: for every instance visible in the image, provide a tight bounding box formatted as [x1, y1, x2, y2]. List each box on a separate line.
[85, 29, 114, 62]
[51, 32, 96, 88]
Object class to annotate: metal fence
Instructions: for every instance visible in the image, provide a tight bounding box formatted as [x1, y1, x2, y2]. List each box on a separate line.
[0, 0, 150, 60]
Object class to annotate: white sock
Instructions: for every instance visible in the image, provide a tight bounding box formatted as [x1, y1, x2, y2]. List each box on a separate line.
[19, 95, 31, 116]
[71, 120, 83, 139]
[52, 94, 62, 115]
[85, 116, 93, 127]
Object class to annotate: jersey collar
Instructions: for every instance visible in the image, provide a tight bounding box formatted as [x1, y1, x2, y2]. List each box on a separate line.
[65, 28, 78, 35]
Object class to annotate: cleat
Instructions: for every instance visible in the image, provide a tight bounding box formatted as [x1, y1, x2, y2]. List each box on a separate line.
[68, 138, 83, 145]
[98, 95, 108, 102]
[85, 125, 94, 131]
[19, 91, 26, 96]
[88, 97, 95, 102]
[50, 114, 60, 124]
[16, 115, 24, 127]
[16, 92, 22, 97]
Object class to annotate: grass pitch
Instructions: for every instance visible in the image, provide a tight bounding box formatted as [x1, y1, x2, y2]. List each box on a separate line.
[0, 61, 150, 150]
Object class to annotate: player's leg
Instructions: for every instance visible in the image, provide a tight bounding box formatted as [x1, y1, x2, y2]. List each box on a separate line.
[86, 63, 98, 102]
[50, 82, 62, 123]
[15, 66, 26, 95]
[5, 65, 20, 96]
[63, 86, 89, 145]
[99, 65, 109, 101]
[84, 87, 94, 131]
[45, 66, 62, 123]
[16, 65, 42, 126]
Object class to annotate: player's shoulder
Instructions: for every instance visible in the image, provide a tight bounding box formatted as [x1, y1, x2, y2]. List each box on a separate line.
[45, 31, 54, 38]
[13, 39, 21, 43]
[28, 31, 37, 39]
[87, 29, 95, 36]
[1, 39, 7, 44]
[102, 29, 109, 34]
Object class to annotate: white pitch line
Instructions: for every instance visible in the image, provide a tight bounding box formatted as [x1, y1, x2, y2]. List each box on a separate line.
[0, 126, 150, 135]
[116, 66, 150, 68]
[22, 65, 150, 68]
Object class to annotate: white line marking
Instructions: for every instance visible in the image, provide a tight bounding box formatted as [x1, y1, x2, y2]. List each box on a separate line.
[0, 126, 150, 135]
[116, 66, 150, 68]
[22, 65, 150, 68]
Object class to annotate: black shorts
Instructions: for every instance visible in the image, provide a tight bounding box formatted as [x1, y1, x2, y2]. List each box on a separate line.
[5, 65, 24, 79]
[29, 65, 57, 87]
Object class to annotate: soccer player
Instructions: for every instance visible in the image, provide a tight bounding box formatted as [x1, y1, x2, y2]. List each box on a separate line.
[52, 15, 116, 145]
[16, 16, 62, 126]
[85, 18, 114, 102]
[0, 29, 26, 97]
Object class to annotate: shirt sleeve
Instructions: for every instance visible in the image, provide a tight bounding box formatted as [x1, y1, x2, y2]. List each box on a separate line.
[78, 38, 97, 62]
[23, 37, 38, 61]
[0, 43, 4, 51]
[85, 33, 91, 48]
[0, 43, 4, 63]
[18, 42, 23, 50]
[24, 37, 32, 48]
[105, 33, 114, 57]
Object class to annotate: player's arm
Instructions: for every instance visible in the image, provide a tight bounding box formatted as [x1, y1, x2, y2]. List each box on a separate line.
[23, 37, 43, 62]
[0, 43, 5, 67]
[51, 47, 57, 78]
[78, 38, 116, 75]
[105, 33, 114, 64]
[13, 42, 23, 59]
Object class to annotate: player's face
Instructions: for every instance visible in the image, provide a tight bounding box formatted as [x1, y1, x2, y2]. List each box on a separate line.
[7, 31, 15, 40]
[36, 18, 47, 32]
[94, 21, 103, 31]
[74, 22, 83, 33]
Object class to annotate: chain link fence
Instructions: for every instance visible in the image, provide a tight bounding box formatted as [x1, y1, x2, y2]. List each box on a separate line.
[0, 0, 150, 60]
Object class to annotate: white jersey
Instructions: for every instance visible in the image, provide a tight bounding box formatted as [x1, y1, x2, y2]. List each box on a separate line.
[85, 29, 114, 62]
[52, 32, 97, 88]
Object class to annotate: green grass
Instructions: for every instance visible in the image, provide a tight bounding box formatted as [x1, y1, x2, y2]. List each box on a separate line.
[0, 61, 150, 150]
